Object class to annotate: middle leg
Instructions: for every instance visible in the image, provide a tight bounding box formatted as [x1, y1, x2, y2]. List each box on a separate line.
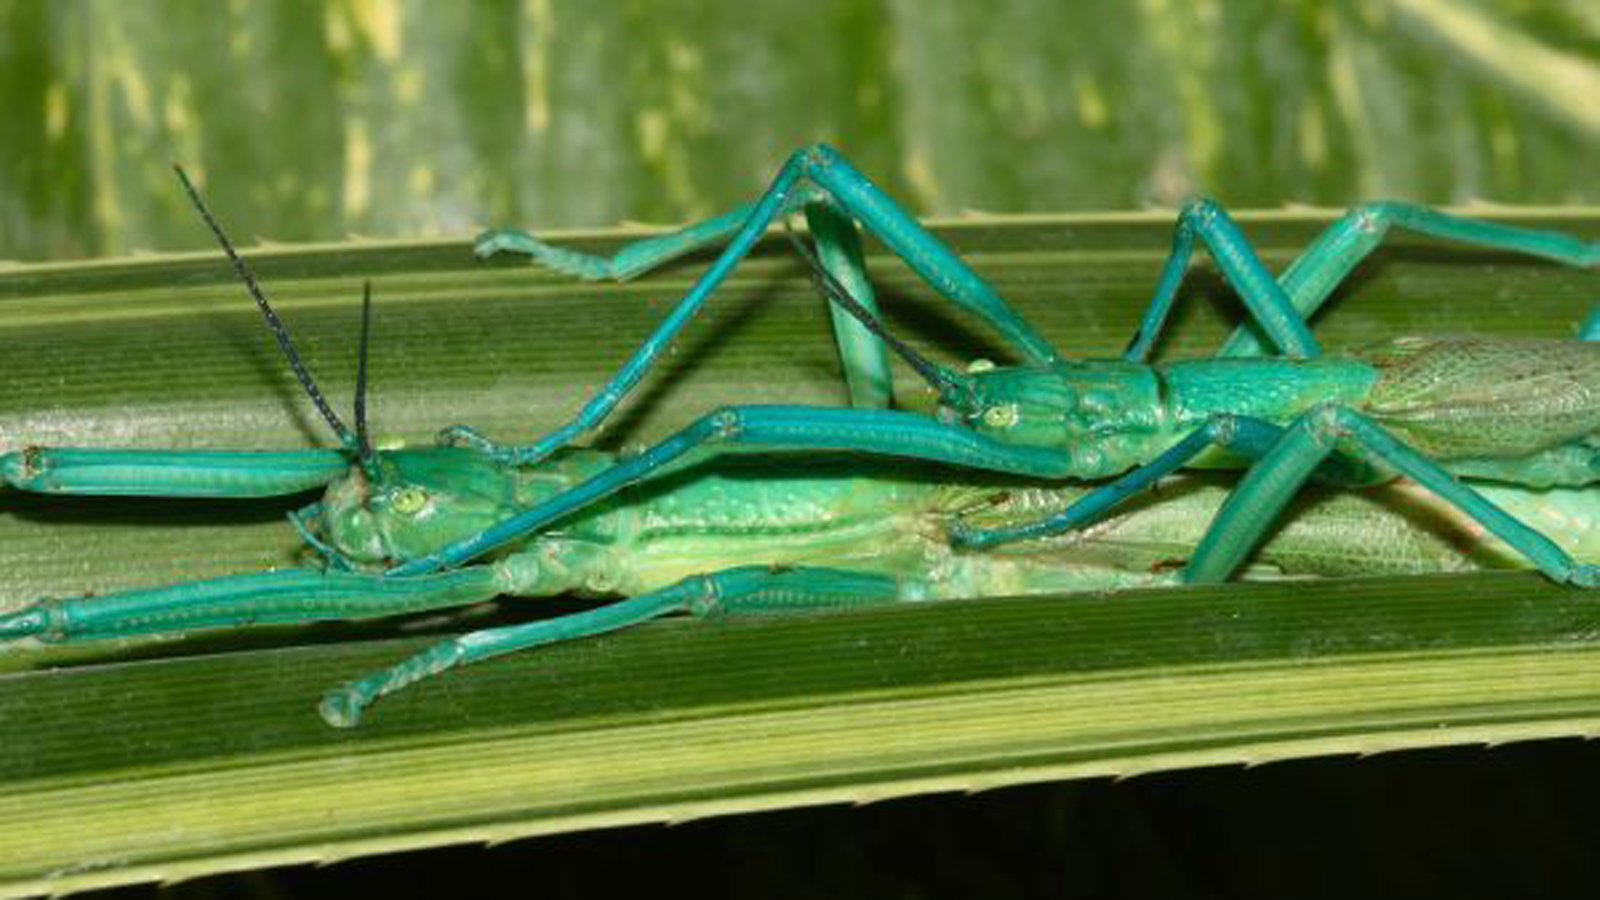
[455, 145, 1062, 467]
[477, 186, 893, 410]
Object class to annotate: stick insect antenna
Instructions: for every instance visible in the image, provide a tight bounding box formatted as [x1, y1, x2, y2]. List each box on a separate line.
[782, 224, 972, 402]
[173, 165, 356, 448]
[353, 280, 378, 475]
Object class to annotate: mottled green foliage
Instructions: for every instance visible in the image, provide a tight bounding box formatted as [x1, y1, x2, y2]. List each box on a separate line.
[1, 0, 1596, 260]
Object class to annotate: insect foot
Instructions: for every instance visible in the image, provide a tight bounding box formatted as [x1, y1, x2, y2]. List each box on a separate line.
[318, 640, 466, 728]
[0, 448, 42, 487]
[317, 684, 370, 729]
[473, 228, 612, 280]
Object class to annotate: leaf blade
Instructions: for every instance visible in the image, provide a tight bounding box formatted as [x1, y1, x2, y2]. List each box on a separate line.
[0, 210, 1597, 893]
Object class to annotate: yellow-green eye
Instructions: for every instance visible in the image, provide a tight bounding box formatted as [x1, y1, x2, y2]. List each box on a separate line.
[982, 404, 1019, 428]
[391, 487, 428, 515]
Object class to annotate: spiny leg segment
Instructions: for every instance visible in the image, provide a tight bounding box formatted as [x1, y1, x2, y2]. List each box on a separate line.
[1581, 307, 1600, 341]
[0, 567, 504, 642]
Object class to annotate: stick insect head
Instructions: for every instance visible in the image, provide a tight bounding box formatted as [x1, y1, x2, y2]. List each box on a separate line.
[174, 166, 383, 484]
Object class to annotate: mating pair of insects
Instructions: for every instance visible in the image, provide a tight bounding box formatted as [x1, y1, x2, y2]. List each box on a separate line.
[2, 145, 1598, 727]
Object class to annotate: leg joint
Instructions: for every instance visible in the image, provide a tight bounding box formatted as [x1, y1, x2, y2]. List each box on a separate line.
[705, 406, 745, 441]
[1179, 196, 1223, 225]
[1302, 402, 1357, 449]
[1203, 412, 1239, 444]
[685, 573, 726, 617]
[795, 143, 836, 171]
[1347, 201, 1400, 235]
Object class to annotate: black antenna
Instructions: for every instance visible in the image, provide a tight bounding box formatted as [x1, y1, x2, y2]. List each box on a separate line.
[782, 224, 970, 400]
[173, 165, 355, 448]
[354, 280, 376, 472]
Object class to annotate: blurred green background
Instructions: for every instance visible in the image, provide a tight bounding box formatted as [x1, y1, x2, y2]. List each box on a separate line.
[2, 0, 1597, 261]
[3, 1, 1599, 897]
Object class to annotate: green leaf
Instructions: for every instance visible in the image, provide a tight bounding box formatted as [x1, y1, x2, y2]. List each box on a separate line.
[0, 209, 1597, 895]
[3, 0, 1598, 260]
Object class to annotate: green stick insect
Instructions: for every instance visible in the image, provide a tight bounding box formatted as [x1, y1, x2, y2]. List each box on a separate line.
[1, 147, 1597, 727]
[431, 145, 1600, 582]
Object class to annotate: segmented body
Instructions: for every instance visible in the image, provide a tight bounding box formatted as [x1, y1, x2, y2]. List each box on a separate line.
[316, 445, 1600, 604]
[960, 336, 1600, 485]
[411, 146, 1597, 590]
[7, 437, 1600, 671]
[5, 151, 1597, 725]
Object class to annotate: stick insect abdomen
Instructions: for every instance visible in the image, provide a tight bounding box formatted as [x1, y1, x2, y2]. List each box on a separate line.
[1356, 337, 1600, 465]
[530, 456, 957, 597]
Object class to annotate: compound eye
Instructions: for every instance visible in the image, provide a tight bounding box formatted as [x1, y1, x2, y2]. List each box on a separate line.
[982, 404, 1020, 429]
[390, 486, 428, 515]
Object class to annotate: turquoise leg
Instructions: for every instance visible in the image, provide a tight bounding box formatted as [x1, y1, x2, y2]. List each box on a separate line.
[0, 567, 503, 642]
[477, 188, 892, 407]
[950, 414, 1374, 550]
[475, 191, 821, 281]
[1184, 404, 1600, 586]
[392, 404, 1077, 576]
[951, 415, 1268, 549]
[2, 448, 348, 498]
[1217, 204, 1600, 358]
[805, 201, 893, 409]
[1123, 198, 1321, 362]
[448, 144, 1059, 465]
[479, 195, 893, 410]
[318, 565, 906, 727]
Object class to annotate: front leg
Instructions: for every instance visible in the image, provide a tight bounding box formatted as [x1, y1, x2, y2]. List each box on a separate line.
[476, 186, 893, 410]
[0, 567, 504, 643]
[396, 404, 1080, 577]
[475, 202, 783, 283]
[2, 448, 348, 497]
